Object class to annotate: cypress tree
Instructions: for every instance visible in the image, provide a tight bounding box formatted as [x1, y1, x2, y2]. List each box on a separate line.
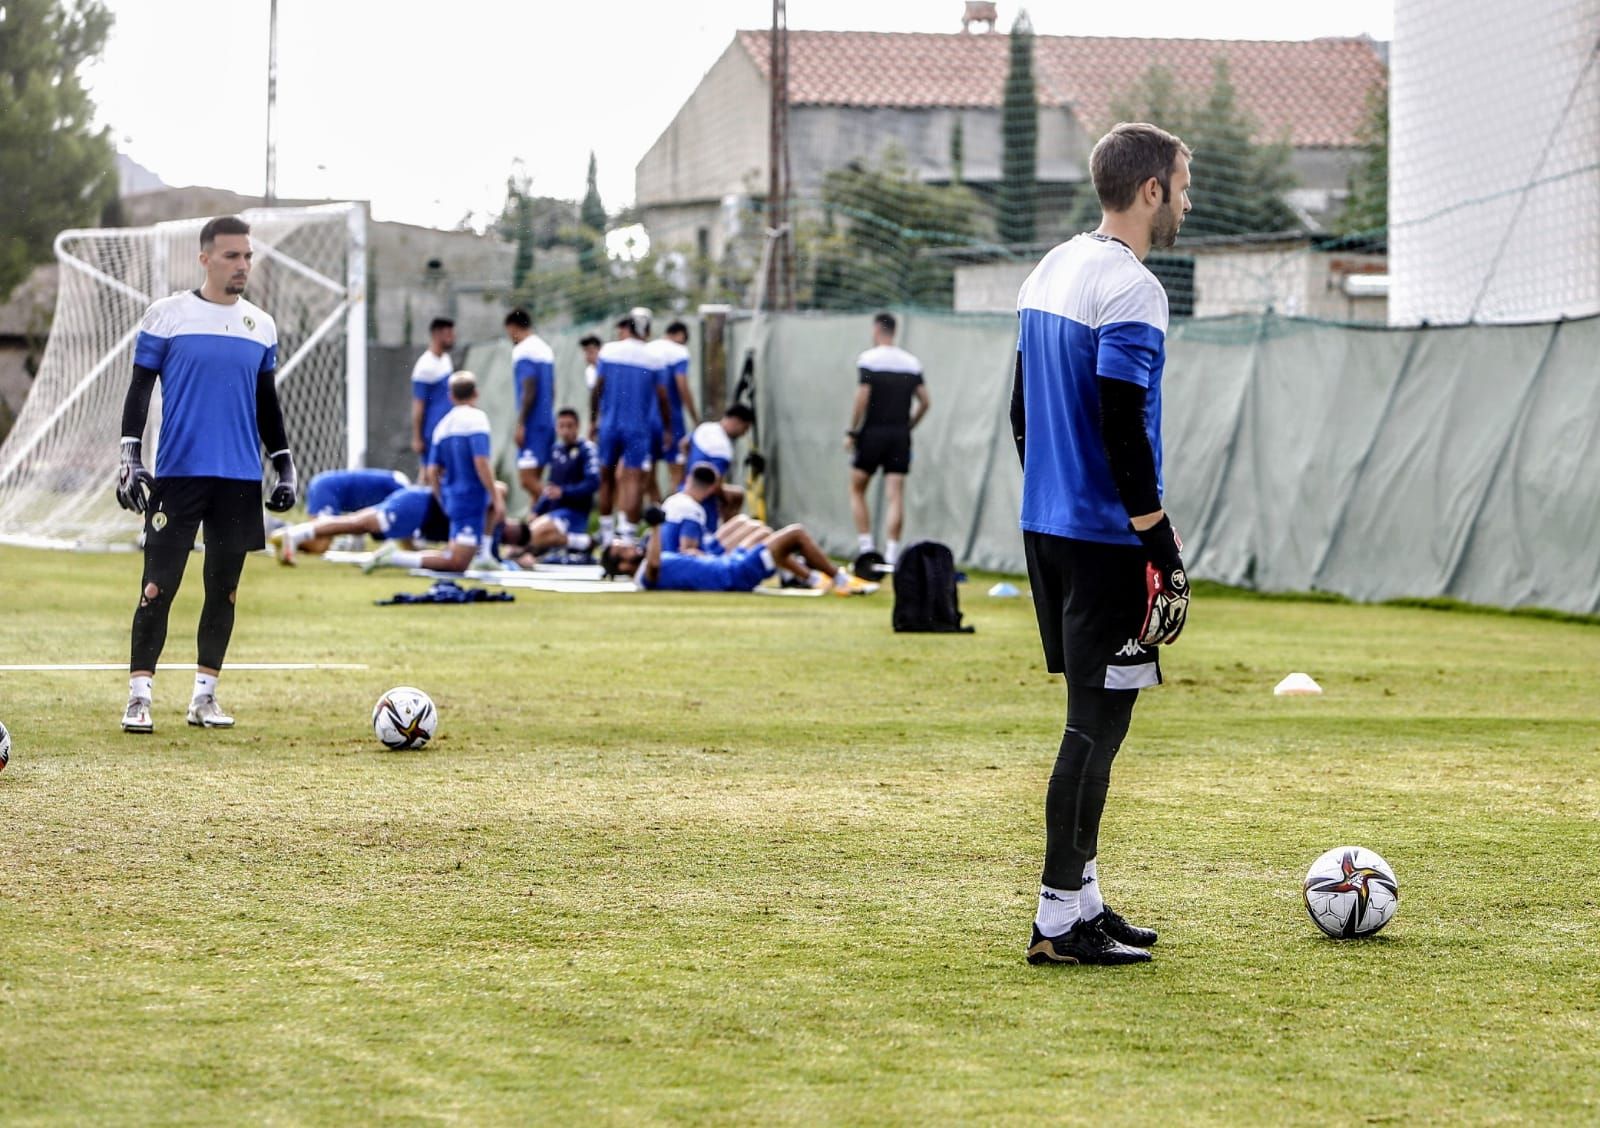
[998, 10, 1038, 246]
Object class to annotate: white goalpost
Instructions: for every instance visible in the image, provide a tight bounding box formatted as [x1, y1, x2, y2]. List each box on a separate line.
[0, 203, 366, 550]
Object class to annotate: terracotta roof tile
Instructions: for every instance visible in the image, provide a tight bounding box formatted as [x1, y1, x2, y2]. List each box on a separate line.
[737, 30, 1384, 148]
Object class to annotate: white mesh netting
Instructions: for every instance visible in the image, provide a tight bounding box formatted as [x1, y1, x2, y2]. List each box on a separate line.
[0, 204, 364, 548]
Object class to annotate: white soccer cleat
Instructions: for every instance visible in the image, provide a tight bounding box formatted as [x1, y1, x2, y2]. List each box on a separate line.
[269, 527, 295, 566]
[121, 696, 154, 734]
[186, 695, 235, 728]
[361, 543, 397, 574]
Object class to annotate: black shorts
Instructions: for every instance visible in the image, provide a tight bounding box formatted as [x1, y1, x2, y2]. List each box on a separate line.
[144, 476, 265, 554]
[1024, 530, 1161, 690]
[852, 427, 912, 476]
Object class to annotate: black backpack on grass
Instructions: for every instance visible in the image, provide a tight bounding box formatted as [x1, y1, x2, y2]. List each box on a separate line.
[892, 541, 975, 634]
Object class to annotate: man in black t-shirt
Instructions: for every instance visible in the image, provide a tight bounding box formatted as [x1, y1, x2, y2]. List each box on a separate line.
[846, 311, 930, 567]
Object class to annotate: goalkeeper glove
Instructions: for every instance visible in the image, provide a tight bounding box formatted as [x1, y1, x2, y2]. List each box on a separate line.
[1134, 515, 1190, 646]
[642, 504, 667, 527]
[116, 438, 154, 513]
[266, 450, 297, 513]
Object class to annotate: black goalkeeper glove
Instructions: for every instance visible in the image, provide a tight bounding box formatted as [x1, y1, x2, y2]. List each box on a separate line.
[1134, 515, 1190, 646]
[642, 504, 667, 527]
[266, 450, 297, 513]
[116, 438, 154, 513]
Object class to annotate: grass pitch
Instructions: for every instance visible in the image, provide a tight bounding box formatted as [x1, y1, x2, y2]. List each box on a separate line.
[1, 544, 1598, 1125]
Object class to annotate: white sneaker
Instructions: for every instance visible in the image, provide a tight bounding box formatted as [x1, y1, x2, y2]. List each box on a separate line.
[186, 695, 235, 728]
[269, 527, 295, 566]
[121, 696, 154, 734]
[362, 543, 397, 574]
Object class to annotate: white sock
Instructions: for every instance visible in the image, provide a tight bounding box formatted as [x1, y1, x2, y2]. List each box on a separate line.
[617, 519, 636, 544]
[885, 539, 900, 565]
[1079, 858, 1104, 920]
[808, 570, 828, 588]
[193, 672, 217, 701]
[1035, 884, 1080, 936]
[287, 522, 316, 547]
[598, 515, 615, 544]
[387, 549, 424, 569]
[566, 532, 591, 550]
[857, 532, 875, 553]
[129, 674, 152, 701]
[832, 568, 851, 589]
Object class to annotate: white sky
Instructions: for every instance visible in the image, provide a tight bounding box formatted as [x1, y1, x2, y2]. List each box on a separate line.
[86, 0, 1394, 230]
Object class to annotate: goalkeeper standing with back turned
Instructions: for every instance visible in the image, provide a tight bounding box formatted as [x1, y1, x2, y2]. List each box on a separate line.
[1013, 124, 1193, 965]
[115, 216, 297, 733]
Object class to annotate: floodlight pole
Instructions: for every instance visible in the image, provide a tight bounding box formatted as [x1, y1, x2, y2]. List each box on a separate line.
[766, 0, 793, 310]
[264, 0, 279, 205]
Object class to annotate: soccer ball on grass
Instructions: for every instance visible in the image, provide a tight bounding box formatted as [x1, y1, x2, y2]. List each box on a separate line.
[372, 687, 437, 750]
[0, 717, 10, 771]
[1302, 845, 1398, 939]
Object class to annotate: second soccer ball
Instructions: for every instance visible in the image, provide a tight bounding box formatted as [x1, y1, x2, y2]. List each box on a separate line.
[372, 687, 437, 751]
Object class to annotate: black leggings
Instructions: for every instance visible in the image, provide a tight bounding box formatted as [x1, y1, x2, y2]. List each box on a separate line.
[1041, 684, 1138, 890]
[130, 542, 248, 674]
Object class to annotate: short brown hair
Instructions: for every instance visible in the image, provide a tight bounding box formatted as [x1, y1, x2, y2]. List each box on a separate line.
[1090, 123, 1191, 212]
[199, 215, 250, 248]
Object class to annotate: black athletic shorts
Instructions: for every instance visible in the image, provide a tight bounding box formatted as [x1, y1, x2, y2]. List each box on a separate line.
[1024, 530, 1161, 690]
[853, 426, 912, 475]
[144, 476, 266, 554]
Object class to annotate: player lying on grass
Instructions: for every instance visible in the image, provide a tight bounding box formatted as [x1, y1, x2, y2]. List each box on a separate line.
[270, 485, 447, 564]
[601, 518, 876, 594]
[270, 468, 411, 562]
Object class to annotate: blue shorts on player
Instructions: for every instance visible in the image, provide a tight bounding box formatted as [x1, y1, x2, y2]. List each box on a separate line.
[597, 426, 654, 472]
[517, 426, 556, 471]
[374, 487, 441, 540]
[639, 546, 775, 592]
[543, 507, 590, 536]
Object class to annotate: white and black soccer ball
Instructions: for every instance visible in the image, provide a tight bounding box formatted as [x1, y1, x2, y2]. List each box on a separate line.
[0, 717, 10, 772]
[371, 687, 437, 750]
[1303, 845, 1398, 939]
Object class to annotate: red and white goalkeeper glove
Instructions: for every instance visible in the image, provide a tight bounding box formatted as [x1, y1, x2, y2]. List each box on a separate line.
[1135, 515, 1190, 646]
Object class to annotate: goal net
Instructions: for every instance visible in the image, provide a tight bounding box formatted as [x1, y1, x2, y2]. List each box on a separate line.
[0, 203, 366, 549]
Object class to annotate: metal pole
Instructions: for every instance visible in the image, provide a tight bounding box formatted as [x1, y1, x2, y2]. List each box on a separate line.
[766, 0, 790, 310]
[265, 0, 279, 205]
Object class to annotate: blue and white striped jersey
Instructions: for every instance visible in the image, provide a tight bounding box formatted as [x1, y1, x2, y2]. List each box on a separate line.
[133, 291, 278, 479]
[1017, 233, 1168, 545]
[596, 338, 663, 432]
[411, 349, 454, 449]
[427, 404, 492, 517]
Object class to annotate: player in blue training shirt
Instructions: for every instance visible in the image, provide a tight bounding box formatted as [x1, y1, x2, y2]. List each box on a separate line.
[268, 486, 451, 564]
[601, 518, 876, 595]
[649, 320, 699, 490]
[302, 467, 410, 517]
[590, 312, 672, 546]
[505, 308, 557, 505]
[367, 371, 502, 574]
[675, 403, 755, 534]
[530, 407, 601, 555]
[115, 215, 298, 733]
[410, 317, 455, 470]
[1013, 123, 1193, 968]
[657, 465, 721, 554]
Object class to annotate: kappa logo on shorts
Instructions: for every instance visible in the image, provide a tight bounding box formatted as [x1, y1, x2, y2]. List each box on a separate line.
[242, 315, 256, 331]
[1116, 638, 1145, 658]
[151, 512, 168, 532]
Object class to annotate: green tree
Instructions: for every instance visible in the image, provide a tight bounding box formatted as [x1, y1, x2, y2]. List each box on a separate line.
[0, 0, 118, 302]
[949, 115, 965, 186]
[573, 152, 610, 322]
[808, 150, 987, 310]
[997, 10, 1037, 246]
[1337, 85, 1387, 236]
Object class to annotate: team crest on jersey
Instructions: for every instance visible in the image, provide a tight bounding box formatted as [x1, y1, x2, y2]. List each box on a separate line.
[242, 315, 256, 331]
[152, 512, 168, 532]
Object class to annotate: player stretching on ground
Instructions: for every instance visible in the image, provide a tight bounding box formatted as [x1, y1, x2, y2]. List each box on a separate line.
[1014, 122, 1193, 966]
[271, 486, 446, 563]
[115, 215, 297, 732]
[411, 317, 455, 472]
[601, 520, 875, 595]
[591, 312, 671, 546]
[270, 467, 410, 563]
[368, 372, 503, 574]
[847, 311, 929, 567]
[505, 308, 556, 504]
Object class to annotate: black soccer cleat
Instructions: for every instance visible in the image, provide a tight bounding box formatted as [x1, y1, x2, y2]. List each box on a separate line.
[1026, 915, 1152, 966]
[1088, 906, 1159, 948]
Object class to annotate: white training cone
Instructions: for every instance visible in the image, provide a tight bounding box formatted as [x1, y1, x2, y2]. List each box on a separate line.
[1274, 672, 1323, 696]
[988, 582, 1021, 598]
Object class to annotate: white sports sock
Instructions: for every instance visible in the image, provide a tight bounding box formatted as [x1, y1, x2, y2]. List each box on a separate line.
[857, 532, 875, 553]
[616, 519, 636, 544]
[129, 674, 152, 701]
[1035, 884, 1080, 936]
[832, 568, 851, 589]
[566, 532, 591, 550]
[885, 539, 901, 565]
[387, 549, 424, 569]
[287, 522, 316, 547]
[193, 672, 217, 701]
[1079, 858, 1104, 920]
[598, 515, 615, 544]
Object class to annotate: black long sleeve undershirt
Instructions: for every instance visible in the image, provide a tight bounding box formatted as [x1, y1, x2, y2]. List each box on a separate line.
[1098, 376, 1161, 518]
[1010, 352, 1026, 467]
[120, 365, 158, 440]
[256, 368, 289, 454]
